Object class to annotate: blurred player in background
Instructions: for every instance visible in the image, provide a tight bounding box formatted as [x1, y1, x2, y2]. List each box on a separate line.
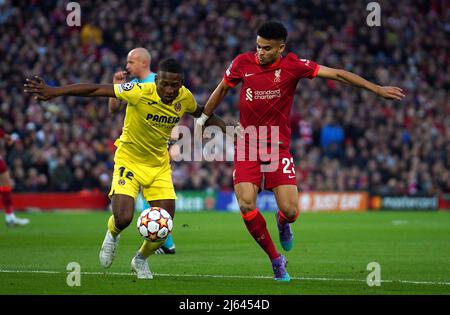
[197, 21, 405, 281]
[0, 129, 30, 227]
[109, 47, 176, 255]
[24, 58, 227, 279]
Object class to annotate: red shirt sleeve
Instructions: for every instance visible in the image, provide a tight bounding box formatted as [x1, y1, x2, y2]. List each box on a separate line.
[223, 55, 244, 87]
[292, 54, 320, 79]
[0, 129, 4, 139]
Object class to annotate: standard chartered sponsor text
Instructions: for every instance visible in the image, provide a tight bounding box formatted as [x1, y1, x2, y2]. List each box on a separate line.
[254, 89, 281, 100]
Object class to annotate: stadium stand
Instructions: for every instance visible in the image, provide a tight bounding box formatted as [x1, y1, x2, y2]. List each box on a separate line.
[0, 0, 449, 196]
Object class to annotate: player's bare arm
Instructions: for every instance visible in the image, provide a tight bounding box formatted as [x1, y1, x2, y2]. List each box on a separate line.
[108, 71, 127, 114]
[24, 76, 115, 100]
[199, 80, 231, 121]
[316, 65, 406, 100]
[191, 105, 228, 134]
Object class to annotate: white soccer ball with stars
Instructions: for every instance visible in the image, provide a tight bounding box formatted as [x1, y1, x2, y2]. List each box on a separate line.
[137, 207, 173, 241]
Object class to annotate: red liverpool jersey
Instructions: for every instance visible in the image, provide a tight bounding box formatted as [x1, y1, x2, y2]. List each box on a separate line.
[223, 52, 319, 149]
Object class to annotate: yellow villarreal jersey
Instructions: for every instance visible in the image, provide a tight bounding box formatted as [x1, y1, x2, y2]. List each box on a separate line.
[113, 82, 197, 166]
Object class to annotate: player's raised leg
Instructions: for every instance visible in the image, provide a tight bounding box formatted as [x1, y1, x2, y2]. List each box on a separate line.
[132, 198, 175, 279]
[273, 185, 299, 252]
[100, 193, 134, 268]
[235, 182, 289, 281]
[155, 233, 176, 254]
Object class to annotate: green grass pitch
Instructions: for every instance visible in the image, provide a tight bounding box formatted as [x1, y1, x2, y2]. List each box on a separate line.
[0, 210, 449, 295]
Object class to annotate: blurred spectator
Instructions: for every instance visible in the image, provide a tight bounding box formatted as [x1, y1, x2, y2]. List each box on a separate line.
[80, 23, 103, 47]
[320, 114, 345, 159]
[50, 157, 73, 191]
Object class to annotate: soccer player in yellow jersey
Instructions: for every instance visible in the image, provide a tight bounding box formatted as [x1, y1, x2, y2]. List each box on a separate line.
[24, 58, 227, 279]
[109, 47, 177, 254]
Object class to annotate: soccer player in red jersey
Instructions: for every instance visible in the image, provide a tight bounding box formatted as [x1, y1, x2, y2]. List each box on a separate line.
[197, 21, 405, 281]
[0, 130, 30, 227]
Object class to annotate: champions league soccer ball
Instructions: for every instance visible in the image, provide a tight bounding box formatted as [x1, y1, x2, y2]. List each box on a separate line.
[137, 207, 173, 241]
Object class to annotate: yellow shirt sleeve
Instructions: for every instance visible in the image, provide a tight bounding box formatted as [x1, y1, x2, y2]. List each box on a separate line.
[185, 89, 198, 114]
[114, 82, 143, 106]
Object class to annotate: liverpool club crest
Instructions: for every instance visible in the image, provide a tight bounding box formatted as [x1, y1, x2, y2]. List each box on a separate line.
[274, 69, 281, 82]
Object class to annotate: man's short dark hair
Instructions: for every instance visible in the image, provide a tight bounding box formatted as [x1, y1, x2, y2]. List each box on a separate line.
[257, 21, 288, 42]
[158, 58, 183, 74]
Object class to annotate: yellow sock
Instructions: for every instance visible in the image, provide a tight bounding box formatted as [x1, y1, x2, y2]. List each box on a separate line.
[107, 215, 121, 238]
[138, 239, 164, 258]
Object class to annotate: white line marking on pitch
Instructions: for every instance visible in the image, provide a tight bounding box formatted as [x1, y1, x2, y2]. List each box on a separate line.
[1, 269, 449, 286]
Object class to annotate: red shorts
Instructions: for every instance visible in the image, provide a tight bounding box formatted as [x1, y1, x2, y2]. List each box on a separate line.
[0, 157, 7, 174]
[233, 150, 297, 191]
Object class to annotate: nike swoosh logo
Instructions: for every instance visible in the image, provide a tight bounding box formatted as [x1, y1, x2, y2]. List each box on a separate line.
[288, 175, 296, 179]
[244, 73, 255, 77]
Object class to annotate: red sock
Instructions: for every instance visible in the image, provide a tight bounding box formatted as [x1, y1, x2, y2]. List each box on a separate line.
[242, 208, 279, 261]
[0, 186, 14, 215]
[277, 209, 300, 225]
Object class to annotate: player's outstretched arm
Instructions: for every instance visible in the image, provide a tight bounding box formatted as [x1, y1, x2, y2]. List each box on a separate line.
[24, 76, 115, 101]
[191, 105, 227, 133]
[191, 105, 239, 141]
[316, 65, 405, 100]
[196, 80, 231, 126]
[109, 71, 127, 114]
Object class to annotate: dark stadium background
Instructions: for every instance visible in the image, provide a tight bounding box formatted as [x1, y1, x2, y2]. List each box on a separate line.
[0, 0, 449, 210]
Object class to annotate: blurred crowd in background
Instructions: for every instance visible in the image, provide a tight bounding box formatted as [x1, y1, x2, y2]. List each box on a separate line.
[0, 0, 449, 195]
